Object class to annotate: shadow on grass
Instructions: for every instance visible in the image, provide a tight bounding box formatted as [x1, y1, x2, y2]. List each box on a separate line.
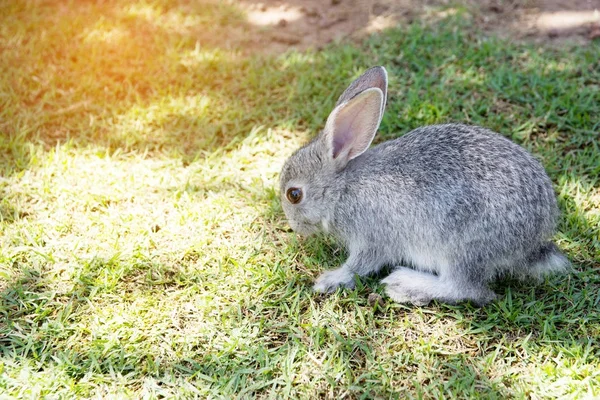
[0, 189, 30, 224]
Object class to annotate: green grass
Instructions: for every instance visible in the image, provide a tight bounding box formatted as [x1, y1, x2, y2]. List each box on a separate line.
[1, 1, 599, 398]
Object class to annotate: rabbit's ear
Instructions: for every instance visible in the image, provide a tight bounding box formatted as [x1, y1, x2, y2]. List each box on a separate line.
[323, 87, 383, 168]
[335, 66, 388, 117]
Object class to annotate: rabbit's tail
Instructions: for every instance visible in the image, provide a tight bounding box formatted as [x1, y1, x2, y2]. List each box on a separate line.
[528, 241, 570, 278]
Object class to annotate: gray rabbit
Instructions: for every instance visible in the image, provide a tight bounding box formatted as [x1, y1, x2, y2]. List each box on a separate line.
[279, 66, 569, 306]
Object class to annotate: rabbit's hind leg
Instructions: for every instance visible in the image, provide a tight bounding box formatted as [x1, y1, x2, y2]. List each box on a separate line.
[382, 267, 497, 306]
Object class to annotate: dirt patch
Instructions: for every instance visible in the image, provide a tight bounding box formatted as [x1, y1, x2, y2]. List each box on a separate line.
[231, 0, 600, 53]
[468, 0, 600, 44]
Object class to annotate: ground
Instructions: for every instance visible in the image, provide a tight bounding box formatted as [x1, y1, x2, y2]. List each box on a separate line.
[234, 0, 600, 53]
[1, 0, 599, 399]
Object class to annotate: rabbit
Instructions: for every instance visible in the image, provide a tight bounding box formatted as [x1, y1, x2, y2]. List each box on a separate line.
[279, 66, 569, 306]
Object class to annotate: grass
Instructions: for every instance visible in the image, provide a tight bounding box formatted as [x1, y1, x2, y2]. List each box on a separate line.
[1, 0, 599, 398]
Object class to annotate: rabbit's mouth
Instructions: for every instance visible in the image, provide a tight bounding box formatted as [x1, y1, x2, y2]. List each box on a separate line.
[288, 219, 321, 237]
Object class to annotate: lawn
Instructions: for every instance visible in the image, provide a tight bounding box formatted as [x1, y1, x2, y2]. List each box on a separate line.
[1, 1, 599, 398]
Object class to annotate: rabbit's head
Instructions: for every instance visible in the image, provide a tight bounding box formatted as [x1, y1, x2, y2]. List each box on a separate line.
[280, 67, 388, 235]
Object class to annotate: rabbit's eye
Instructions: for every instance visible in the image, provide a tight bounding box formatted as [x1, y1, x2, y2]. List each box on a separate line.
[286, 187, 303, 204]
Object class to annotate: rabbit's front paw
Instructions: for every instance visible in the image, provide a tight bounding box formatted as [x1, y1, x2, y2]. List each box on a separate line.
[313, 268, 355, 293]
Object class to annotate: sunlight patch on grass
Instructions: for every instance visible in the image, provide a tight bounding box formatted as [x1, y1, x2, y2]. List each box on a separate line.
[0, 358, 82, 399]
[556, 173, 600, 265]
[1, 126, 304, 291]
[83, 24, 128, 45]
[441, 64, 487, 86]
[123, 2, 163, 21]
[125, 2, 203, 35]
[1, 126, 308, 396]
[124, 0, 246, 34]
[520, 340, 600, 399]
[179, 45, 239, 68]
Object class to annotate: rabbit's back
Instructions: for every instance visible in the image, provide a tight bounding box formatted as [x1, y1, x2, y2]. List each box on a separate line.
[338, 124, 558, 276]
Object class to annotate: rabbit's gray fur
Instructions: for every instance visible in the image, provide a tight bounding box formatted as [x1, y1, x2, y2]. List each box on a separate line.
[280, 66, 568, 306]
